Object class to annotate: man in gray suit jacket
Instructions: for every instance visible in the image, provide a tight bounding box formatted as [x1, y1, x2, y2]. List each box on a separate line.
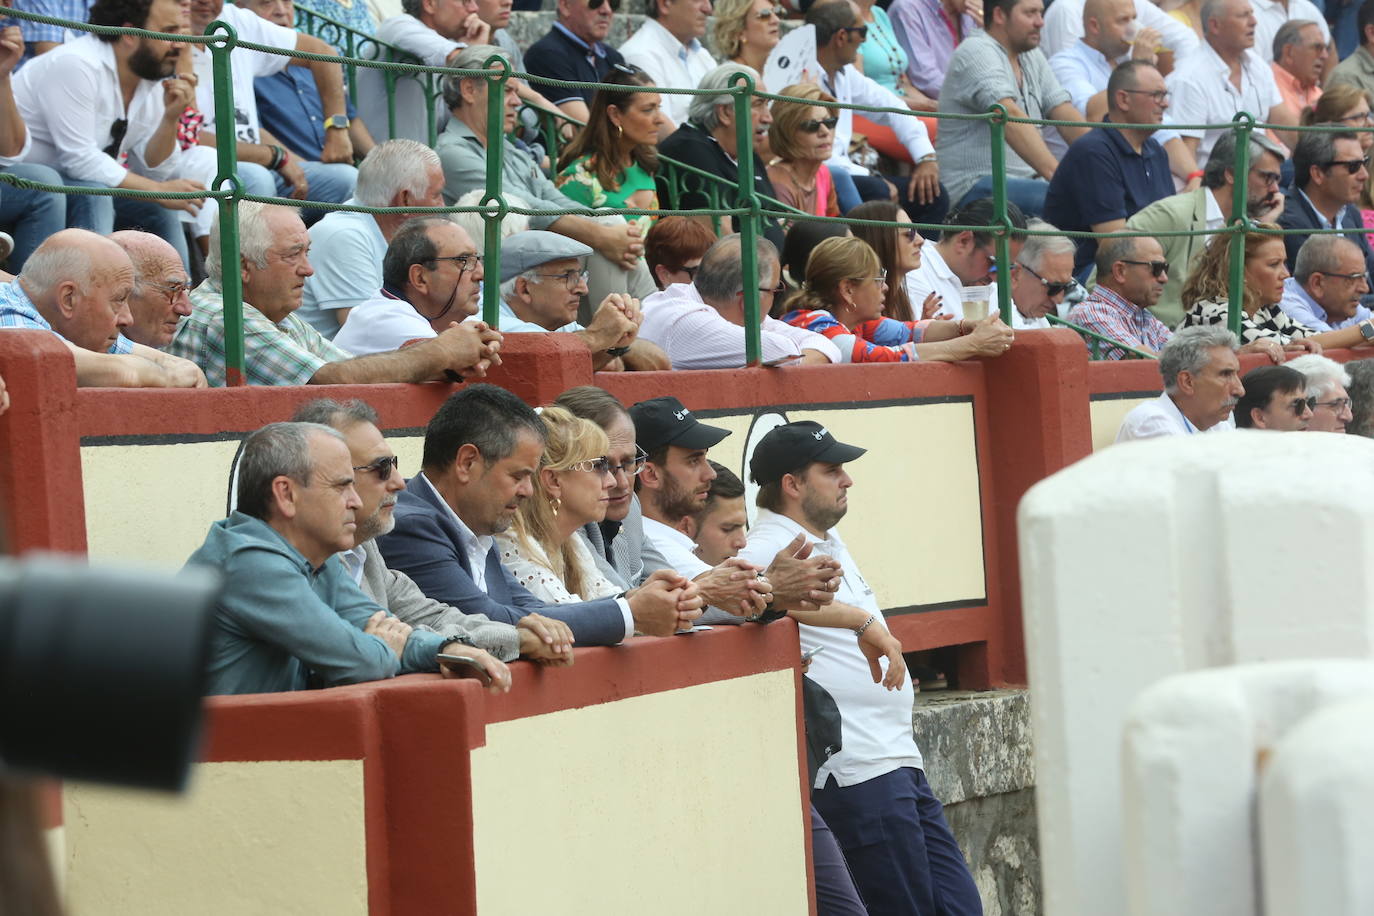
[293, 397, 579, 667]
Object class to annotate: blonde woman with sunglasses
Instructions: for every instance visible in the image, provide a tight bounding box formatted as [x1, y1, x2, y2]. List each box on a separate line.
[767, 84, 843, 219]
[712, 0, 785, 75]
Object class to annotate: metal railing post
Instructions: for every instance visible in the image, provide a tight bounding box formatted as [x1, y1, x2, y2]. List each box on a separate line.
[1227, 113, 1254, 338]
[989, 104, 1013, 325]
[730, 71, 762, 366]
[481, 55, 510, 328]
[207, 20, 246, 386]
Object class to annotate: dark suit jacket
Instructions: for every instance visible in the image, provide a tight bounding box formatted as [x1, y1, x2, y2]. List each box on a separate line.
[377, 477, 630, 647]
[1278, 192, 1374, 278]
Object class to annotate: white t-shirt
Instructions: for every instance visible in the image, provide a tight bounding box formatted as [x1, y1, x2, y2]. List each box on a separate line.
[332, 294, 437, 355]
[299, 204, 389, 338]
[1116, 391, 1237, 442]
[739, 509, 922, 788]
[192, 3, 296, 144]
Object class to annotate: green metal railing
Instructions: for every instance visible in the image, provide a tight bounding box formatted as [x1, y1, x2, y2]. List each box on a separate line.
[0, 5, 1365, 382]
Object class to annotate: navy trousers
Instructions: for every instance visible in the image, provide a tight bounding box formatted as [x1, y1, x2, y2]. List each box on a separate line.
[812, 803, 868, 915]
[813, 767, 982, 916]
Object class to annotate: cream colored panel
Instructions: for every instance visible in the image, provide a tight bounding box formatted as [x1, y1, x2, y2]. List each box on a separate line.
[64, 760, 367, 916]
[1090, 398, 1152, 452]
[81, 434, 426, 569]
[704, 403, 984, 607]
[471, 671, 808, 916]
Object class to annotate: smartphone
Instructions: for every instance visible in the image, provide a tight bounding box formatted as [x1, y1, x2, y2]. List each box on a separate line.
[437, 653, 493, 686]
[802, 645, 826, 662]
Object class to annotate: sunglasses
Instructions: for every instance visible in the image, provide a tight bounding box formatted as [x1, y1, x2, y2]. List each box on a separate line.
[842, 25, 868, 39]
[754, 4, 785, 18]
[901, 225, 920, 242]
[1323, 158, 1366, 174]
[1288, 395, 1318, 417]
[588, 0, 621, 11]
[1121, 258, 1169, 279]
[568, 456, 615, 475]
[1020, 262, 1077, 297]
[353, 455, 400, 481]
[799, 116, 839, 133]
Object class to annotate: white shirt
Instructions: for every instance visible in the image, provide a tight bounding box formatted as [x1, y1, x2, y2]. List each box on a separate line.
[641, 516, 712, 579]
[1041, 0, 1200, 59]
[821, 65, 934, 177]
[413, 472, 492, 591]
[1167, 44, 1283, 167]
[493, 530, 620, 604]
[1046, 40, 1181, 159]
[905, 245, 967, 321]
[13, 35, 183, 185]
[1204, 186, 1226, 229]
[333, 294, 439, 355]
[639, 282, 842, 368]
[359, 14, 461, 143]
[1252, 0, 1330, 63]
[191, 3, 296, 144]
[619, 18, 717, 127]
[1115, 391, 1237, 442]
[339, 545, 368, 586]
[1011, 307, 1051, 330]
[739, 509, 922, 787]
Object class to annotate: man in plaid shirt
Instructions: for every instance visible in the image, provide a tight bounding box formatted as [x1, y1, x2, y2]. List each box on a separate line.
[170, 202, 502, 387]
[1067, 235, 1174, 359]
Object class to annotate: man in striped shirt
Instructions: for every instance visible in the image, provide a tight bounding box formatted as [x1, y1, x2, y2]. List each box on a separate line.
[1066, 235, 1173, 359]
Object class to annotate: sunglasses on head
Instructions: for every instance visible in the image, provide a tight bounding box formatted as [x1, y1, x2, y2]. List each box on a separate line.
[1288, 395, 1318, 417]
[353, 455, 400, 481]
[799, 116, 838, 133]
[1323, 158, 1366, 175]
[1121, 258, 1169, 279]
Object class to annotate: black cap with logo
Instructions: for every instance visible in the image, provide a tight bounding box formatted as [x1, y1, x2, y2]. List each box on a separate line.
[749, 421, 866, 484]
[628, 396, 731, 454]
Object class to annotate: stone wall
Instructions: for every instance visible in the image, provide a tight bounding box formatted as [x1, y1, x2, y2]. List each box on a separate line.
[914, 689, 1040, 916]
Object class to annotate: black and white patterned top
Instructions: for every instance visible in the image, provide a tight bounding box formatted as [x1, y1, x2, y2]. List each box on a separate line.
[1181, 298, 1318, 345]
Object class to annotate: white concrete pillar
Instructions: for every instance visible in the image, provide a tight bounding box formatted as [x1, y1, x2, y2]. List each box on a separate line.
[1017, 431, 1374, 916]
[1260, 696, 1374, 916]
[1121, 660, 1374, 916]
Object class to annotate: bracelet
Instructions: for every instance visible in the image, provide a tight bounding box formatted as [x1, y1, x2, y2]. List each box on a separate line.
[853, 614, 877, 637]
[957, 319, 967, 336]
[606, 345, 631, 357]
[266, 144, 284, 171]
[1186, 169, 1204, 182]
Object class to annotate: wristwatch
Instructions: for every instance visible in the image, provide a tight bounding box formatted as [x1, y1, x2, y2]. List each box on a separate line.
[606, 345, 631, 357]
[1360, 320, 1374, 341]
[324, 114, 350, 130]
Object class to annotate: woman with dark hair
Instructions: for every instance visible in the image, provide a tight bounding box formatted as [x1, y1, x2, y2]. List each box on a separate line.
[784, 236, 1012, 361]
[847, 199, 943, 322]
[556, 65, 665, 241]
[782, 219, 850, 287]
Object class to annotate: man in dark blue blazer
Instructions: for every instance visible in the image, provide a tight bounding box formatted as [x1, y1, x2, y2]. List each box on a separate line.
[1279, 130, 1374, 279]
[378, 384, 702, 646]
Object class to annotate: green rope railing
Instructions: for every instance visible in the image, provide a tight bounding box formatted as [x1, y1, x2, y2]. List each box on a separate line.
[4, 4, 1371, 377]
[1046, 314, 1155, 360]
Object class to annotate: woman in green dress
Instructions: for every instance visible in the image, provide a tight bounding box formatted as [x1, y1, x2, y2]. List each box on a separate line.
[556, 65, 666, 241]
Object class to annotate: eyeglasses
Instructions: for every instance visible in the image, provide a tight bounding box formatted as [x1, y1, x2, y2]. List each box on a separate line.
[427, 253, 478, 275]
[145, 278, 192, 304]
[1313, 396, 1353, 412]
[1338, 110, 1374, 125]
[1312, 269, 1367, 282]
[798, 116, 839, 133]
[534, 268, 590, 291]
[901, 225, 920, 242]
[1121, 258, 1169, 279]
[758, 279, 788, 295]
[853, 268, 888, 286]
[754, 4, 785, 18]
[842, 25, 868, 39]
[1288, 395, 1318, 416]
[567, 456, 614, 475]
[606, 445, 648, 477]
[1019, 262, 1078, 297]
[587, 0, 620, 10]
[1323, 158, 1367, 174]
[353, 455, 400, 481]
[1120, 88, 1171, 105]
[1250, 167, 1283, 187]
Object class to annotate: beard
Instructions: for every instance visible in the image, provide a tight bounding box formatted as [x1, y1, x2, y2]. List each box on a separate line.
[128, 42, 176, 81]
[354, 501, 396, 544]
[657, 471, 702, 523]
[801, 488, 846, 534]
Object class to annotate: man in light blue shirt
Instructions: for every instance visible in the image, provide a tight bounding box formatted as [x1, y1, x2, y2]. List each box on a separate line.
[1279, 235, 1374, 332]
[498, 230, 669, 371]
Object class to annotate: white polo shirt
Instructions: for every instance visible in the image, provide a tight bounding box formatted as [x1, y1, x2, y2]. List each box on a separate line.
[1167, 44, 1284, 167]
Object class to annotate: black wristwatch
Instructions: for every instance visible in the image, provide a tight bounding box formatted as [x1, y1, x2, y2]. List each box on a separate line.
[606, 345, 631, 357]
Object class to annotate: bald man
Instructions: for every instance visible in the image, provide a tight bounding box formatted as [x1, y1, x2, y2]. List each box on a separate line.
[0, 229, 206, 387]
[111, 231, 194, 349]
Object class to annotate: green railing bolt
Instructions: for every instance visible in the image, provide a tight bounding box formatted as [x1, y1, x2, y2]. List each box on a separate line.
[988, 103, 1013, 326]
[208, 20, 246, 387]
[1227, 112, 1254, 339]
[481, 54, 511, 329]
[730, 70, 762, 367]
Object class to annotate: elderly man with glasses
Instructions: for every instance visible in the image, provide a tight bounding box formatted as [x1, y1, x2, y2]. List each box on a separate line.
[1287, 353, 1356, 432]
[110, 230, 194, 350]
[496, 231, 669, 372]
[1278, 235, 1374, 334]
[1067, 234, 1173, 359]
[1007, 221, 1079, 329]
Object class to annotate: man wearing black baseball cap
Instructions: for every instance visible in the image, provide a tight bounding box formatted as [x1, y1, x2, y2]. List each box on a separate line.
[738, 420, 981, 915]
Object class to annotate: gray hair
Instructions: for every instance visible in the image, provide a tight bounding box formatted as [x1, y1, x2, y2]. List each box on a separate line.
[1285, 353, 1352, 399]
[235, 421, 345, 520]
[1202, 132, 1284, 190]
[451, 189, 531, 255]
[1199, 0, 1228, 35]
[1346, 358, 1374, 436]
[290, 398, 381, 429]
[1095, 234, 1142, 279]
[441, 45, 510, 110]
[1017, 220, 1078, 272]
[694, 233, 779, 304]
[1273, 18, 1319, 60]
[207, 201, 286, 283]
[354, 140, 441, 208]
[688, 63, 761, 133]
[19, 235, 97, 297]
[498, 270, 542, 304]
[1294, 234, 1363, 284]
[1159, 326, 1240, 393]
